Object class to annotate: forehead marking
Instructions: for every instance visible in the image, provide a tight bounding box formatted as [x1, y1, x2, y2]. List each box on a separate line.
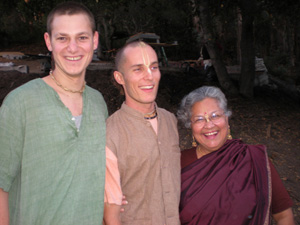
[138, 42, 152, 74]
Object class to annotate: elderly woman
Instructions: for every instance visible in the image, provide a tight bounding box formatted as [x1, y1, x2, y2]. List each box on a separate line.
[177, 86, 295, 225]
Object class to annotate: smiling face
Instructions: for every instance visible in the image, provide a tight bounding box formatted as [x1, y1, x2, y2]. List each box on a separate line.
[191, 98, 229, 154]
[114, 43, 161, 113]
[44, 13, 98, 78]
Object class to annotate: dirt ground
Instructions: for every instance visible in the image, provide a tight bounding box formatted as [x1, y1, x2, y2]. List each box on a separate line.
[0, 44, 299, 224]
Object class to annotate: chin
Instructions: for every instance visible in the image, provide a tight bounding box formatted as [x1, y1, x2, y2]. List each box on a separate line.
[142, 97, 156, 103]
[208, 141, 226, 151]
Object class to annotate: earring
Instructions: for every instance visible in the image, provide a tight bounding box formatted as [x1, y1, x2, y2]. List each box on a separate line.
[227, 126, 233, 140]
[192, 136, 197, 147]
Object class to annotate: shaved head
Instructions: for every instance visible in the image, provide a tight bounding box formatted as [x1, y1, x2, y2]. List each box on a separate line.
[114, 41, 153, 72]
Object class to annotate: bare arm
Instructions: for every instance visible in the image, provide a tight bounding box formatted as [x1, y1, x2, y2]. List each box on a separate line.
[272, 208, 295, 225]
[103, 203, 122, 225]
[0, 188, 9, 225]
[103, 146, 124, 225]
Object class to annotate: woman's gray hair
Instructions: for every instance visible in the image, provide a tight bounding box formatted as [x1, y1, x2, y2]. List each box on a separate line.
[177, 86, 232, 128]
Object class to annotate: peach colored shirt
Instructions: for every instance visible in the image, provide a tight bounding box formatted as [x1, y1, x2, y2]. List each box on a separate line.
[104, 146, 122, 205]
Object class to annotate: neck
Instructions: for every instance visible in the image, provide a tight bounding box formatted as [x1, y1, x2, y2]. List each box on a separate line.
[144, 106, 157, 120]
[196, 145, 211, 159]
[125, 100, 156, 114]
[50, 70, 86, 94]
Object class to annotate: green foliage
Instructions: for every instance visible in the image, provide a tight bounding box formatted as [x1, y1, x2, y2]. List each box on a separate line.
[0, 0, 54, 47]
[89, 0, 195, 59]
[0, 0, 298, 67]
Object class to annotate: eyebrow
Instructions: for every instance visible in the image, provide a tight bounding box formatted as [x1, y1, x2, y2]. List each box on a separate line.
[54, 32, 91, 37]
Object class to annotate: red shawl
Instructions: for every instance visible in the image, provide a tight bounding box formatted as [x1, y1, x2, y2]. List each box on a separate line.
[180, 139, 271, 225]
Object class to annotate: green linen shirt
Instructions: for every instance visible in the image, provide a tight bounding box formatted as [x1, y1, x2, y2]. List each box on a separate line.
[0, 78, 108, 225]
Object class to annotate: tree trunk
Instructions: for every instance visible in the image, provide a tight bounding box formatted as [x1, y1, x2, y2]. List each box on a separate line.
[196, 0, 238, 95]
[295, 24, 300, 63]
[236, 7, 242, 65]
[100, 17, 115, 60]
[96, 23, 104, 60]
[287, 23, 295, 66]
[239, 0, 256, 98]
[101, 18, 112, 52]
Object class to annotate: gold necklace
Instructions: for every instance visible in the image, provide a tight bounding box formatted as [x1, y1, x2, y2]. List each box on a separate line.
[50, 70, 86, 93]
[196, 145, 205, 158]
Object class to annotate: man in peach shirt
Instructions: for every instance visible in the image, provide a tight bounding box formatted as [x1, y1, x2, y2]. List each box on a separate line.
[103, 41, 181, 225]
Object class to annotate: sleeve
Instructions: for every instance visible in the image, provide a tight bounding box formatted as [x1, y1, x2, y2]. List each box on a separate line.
[270, 159, 294, 214]
[104, 146, 123, 205]
[0, 94, 24, 192]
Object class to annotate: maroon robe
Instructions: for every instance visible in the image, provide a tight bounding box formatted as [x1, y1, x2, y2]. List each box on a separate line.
[180, 139, 271, 225]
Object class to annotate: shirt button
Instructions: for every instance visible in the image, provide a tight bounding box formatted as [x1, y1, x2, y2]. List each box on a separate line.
[72, 117, 75, 121]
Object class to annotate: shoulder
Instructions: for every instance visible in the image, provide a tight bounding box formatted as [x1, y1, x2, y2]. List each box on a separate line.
[226, 139, 267, 154]
[247, 143, 266, 151]
[106, 109, 122, 126]
[246, 143, 268, 158]
[85, 85, 108, 114]
[106, 108, 124, 131]
[1, 79, 42, 106]
[181, 147, 196, 155]
[105, 109, 124, 151]
[181, 147, 197, 168]
[157, 107, 175, 116]
[157, 107, 177, 121]
[0, 79, 43, 125]
[85, 85, 105, 102]
[7, 78, 42, 95]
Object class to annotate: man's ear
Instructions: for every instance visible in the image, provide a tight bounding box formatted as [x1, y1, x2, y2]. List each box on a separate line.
[114, 71, 125, 85]
[44, 32, 52, 52]
[93, 31, 99, 50]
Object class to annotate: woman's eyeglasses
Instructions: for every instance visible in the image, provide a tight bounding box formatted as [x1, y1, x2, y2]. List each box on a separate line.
[191, 111, 225, 126]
